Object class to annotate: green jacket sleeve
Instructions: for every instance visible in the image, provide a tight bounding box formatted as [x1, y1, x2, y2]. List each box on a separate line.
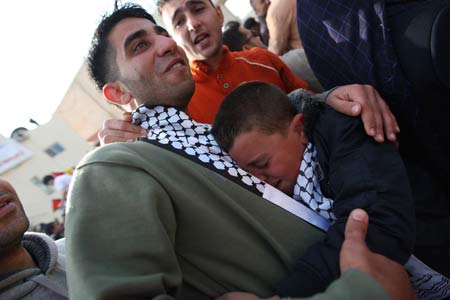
[289, 269, 389, 300]
[66, 161, 182, 300]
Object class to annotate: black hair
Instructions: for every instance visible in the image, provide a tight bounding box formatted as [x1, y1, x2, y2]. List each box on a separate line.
[222, 21, 248, 51]
[243, 17, 258, 30]
[42, 175, 55, 185]
[211, 81, 297, 152]
[87, 3, 156, 91]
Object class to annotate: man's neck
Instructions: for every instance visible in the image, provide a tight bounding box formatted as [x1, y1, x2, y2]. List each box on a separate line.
[0, 245, 37, 275]
[194, 46, 224, 70]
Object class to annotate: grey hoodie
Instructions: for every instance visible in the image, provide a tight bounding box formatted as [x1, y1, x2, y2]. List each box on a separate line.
[0, 233, 67, 300]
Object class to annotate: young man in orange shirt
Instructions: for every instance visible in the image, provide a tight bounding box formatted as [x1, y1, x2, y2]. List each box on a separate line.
[157, 0, 308, 123]
[98, 0, 398, 146]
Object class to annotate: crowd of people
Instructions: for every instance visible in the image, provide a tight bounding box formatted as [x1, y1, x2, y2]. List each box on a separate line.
[1, 0, 449, 299]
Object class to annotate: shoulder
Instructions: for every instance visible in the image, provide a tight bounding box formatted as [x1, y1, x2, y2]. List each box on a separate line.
[76, 141, 205, 178]
[78, 141, 162, 169]
[231, 47, 280, 64]
[313, 107, 364, 144]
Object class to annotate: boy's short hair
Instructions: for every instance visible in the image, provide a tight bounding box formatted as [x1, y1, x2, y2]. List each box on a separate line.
[211, 81, 297, 152]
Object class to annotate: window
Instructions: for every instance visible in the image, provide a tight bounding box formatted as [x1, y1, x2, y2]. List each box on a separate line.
[45, 142, 65, 157]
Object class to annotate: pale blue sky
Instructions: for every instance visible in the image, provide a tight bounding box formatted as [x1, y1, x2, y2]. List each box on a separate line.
[0, 0, 153, 137]
[0, 0, 249, 137]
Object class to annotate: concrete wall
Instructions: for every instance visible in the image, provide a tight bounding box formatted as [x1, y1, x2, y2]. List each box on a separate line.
[1, 117, 92, 227]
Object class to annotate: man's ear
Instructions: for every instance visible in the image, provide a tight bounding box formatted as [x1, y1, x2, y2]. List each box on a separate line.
[242, 44, 252, 51]
[216, 6, 224, 26]
[102, 82, 133, 106]
[290, 114, 308, 144]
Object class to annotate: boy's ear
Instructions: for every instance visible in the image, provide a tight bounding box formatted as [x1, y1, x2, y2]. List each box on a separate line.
[102, 82, 133, 106]
[243, 44, 252, 51]
[290, 114, 308, 144]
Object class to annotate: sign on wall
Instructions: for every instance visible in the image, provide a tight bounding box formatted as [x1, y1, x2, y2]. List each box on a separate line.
[0, 139, 33, 174]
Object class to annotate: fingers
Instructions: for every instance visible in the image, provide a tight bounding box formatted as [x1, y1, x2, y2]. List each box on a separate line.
[98, 117, 147, 145]
[376, 94, 400, 143]
[121, 111, 133, 122]
[369, 87, 384, 142]
[344, 209, 369, 241]
[326, 85, 400, 143]
[340, 209, 370, 273]
[340, 209, 415, 300]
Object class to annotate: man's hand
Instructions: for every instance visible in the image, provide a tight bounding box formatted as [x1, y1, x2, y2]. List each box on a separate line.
[215, 292, 279, 300]
[326, 85, 400, 143]
[98, 112, 147, 146]
[340, 209, 414, 300]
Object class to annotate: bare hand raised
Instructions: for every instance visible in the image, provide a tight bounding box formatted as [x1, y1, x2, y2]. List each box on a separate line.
[98, 112, 147, 146]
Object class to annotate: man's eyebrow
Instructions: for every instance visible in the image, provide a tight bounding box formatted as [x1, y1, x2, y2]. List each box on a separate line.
[155, 25, 169, 36]
[171, 0, 205, 24]
[124, 29, 147, 51]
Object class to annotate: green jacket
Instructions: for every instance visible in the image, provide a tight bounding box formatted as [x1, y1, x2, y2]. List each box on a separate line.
[66, 141, 388, 300]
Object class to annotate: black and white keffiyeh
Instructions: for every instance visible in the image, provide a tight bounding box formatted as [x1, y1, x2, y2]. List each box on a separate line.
[132, 105, 331, 211]
[132, 105, 267, 195]
[132, 105, 450, 299]
[295, 143, 335, 222]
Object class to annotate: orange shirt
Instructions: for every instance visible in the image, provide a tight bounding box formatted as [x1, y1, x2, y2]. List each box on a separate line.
[188, 46, 309, 124]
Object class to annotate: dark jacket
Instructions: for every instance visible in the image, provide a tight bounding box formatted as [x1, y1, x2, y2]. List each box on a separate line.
[276, 106, 416, 297]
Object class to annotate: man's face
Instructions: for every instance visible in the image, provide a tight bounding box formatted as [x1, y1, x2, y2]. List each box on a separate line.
[228, 125, 307, 195]
[0, 179, 29, 252]
[160, 0, 224, 62]
[109, 17, 194, 107]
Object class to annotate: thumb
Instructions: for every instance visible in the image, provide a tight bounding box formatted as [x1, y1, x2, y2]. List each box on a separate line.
[122, 111, 133, 122]
[345, 209, 369, 241]
[327, 97, 361, 116]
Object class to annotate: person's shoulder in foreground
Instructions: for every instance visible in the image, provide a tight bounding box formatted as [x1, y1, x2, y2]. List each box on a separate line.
[0, 178, 67, 299]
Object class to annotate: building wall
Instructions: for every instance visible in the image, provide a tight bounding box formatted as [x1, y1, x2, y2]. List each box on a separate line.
[54, 62, 123, 142]
[1, 116, 92, 227]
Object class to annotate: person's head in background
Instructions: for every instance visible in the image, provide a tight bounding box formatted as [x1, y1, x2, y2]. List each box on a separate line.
[0, 179, 32, 273]
[157, 0, 225, 68]
[87, 3, 194, 111]
[212, 81, 308, 194]
[243, 17, 264, 44]
[249, 0, 270, 45]
[42, 175, 55, 186]
[223, 21, 265, 51]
